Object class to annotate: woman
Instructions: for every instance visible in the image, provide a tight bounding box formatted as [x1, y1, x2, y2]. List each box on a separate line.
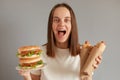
[19, 3, 102, 80]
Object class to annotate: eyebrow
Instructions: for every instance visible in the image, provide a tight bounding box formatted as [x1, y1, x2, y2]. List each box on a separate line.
[53, 16, 71, 19]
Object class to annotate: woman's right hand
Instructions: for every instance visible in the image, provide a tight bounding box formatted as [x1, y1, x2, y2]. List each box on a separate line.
[18, 70, 32, 80]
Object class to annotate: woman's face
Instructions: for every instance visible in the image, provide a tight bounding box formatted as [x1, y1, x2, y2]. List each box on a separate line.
[52, 7, 71, 44]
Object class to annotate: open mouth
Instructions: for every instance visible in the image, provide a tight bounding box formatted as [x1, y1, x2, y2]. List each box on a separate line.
[58, 30, 66, 36]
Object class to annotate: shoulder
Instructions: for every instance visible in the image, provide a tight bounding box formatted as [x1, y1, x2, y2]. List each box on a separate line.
[41, 45, 47, 51]
[40, 44, 47, 56]
[40, 44, 48, 61]
[77, 43, 82, 55]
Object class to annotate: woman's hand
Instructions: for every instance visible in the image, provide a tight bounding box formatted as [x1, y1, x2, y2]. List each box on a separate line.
[18, 69, 30, 76]
[18, 70, 32, 80]
[92, 55, 102, 69]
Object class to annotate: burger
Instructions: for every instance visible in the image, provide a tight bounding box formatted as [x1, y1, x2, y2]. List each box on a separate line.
[16, 45, 44, 69]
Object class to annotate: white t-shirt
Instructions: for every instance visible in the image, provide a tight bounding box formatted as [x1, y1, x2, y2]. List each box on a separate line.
[31, 45, 80, 80]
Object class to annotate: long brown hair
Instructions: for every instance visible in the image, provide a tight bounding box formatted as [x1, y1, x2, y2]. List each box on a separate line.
[47, 3, 79, 57]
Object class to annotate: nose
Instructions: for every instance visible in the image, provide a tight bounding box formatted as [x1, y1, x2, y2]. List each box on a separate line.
[59, 19, 65, 27]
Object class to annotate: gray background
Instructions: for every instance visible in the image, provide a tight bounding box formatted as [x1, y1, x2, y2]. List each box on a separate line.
[0, 0, 120, 80]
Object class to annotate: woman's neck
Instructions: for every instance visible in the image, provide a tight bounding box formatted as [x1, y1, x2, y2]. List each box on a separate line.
[56, 42, 68, 49]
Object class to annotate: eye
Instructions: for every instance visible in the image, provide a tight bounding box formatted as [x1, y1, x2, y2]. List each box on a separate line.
[64, 18, 71, 23]
[53, 18, 60, 23]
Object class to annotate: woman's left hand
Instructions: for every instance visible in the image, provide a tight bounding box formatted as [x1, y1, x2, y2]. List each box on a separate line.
[92, 55, 102, 69]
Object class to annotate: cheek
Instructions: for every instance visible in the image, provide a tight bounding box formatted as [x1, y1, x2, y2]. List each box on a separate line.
[67, 26, 72, 34]
[52, 24, 57, 33]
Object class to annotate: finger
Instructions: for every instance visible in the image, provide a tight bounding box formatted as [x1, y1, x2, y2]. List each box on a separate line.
[95, 58, 101, 65]
[18, 70, 25, 76]
[92, 64, 98, 69]
[98, 55, 102, 60]
[95, 56, 102, 64]
[18, 70, 31, 76]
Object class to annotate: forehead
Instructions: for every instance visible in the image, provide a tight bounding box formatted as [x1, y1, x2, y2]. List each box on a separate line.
[53, 7, 71, 18]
